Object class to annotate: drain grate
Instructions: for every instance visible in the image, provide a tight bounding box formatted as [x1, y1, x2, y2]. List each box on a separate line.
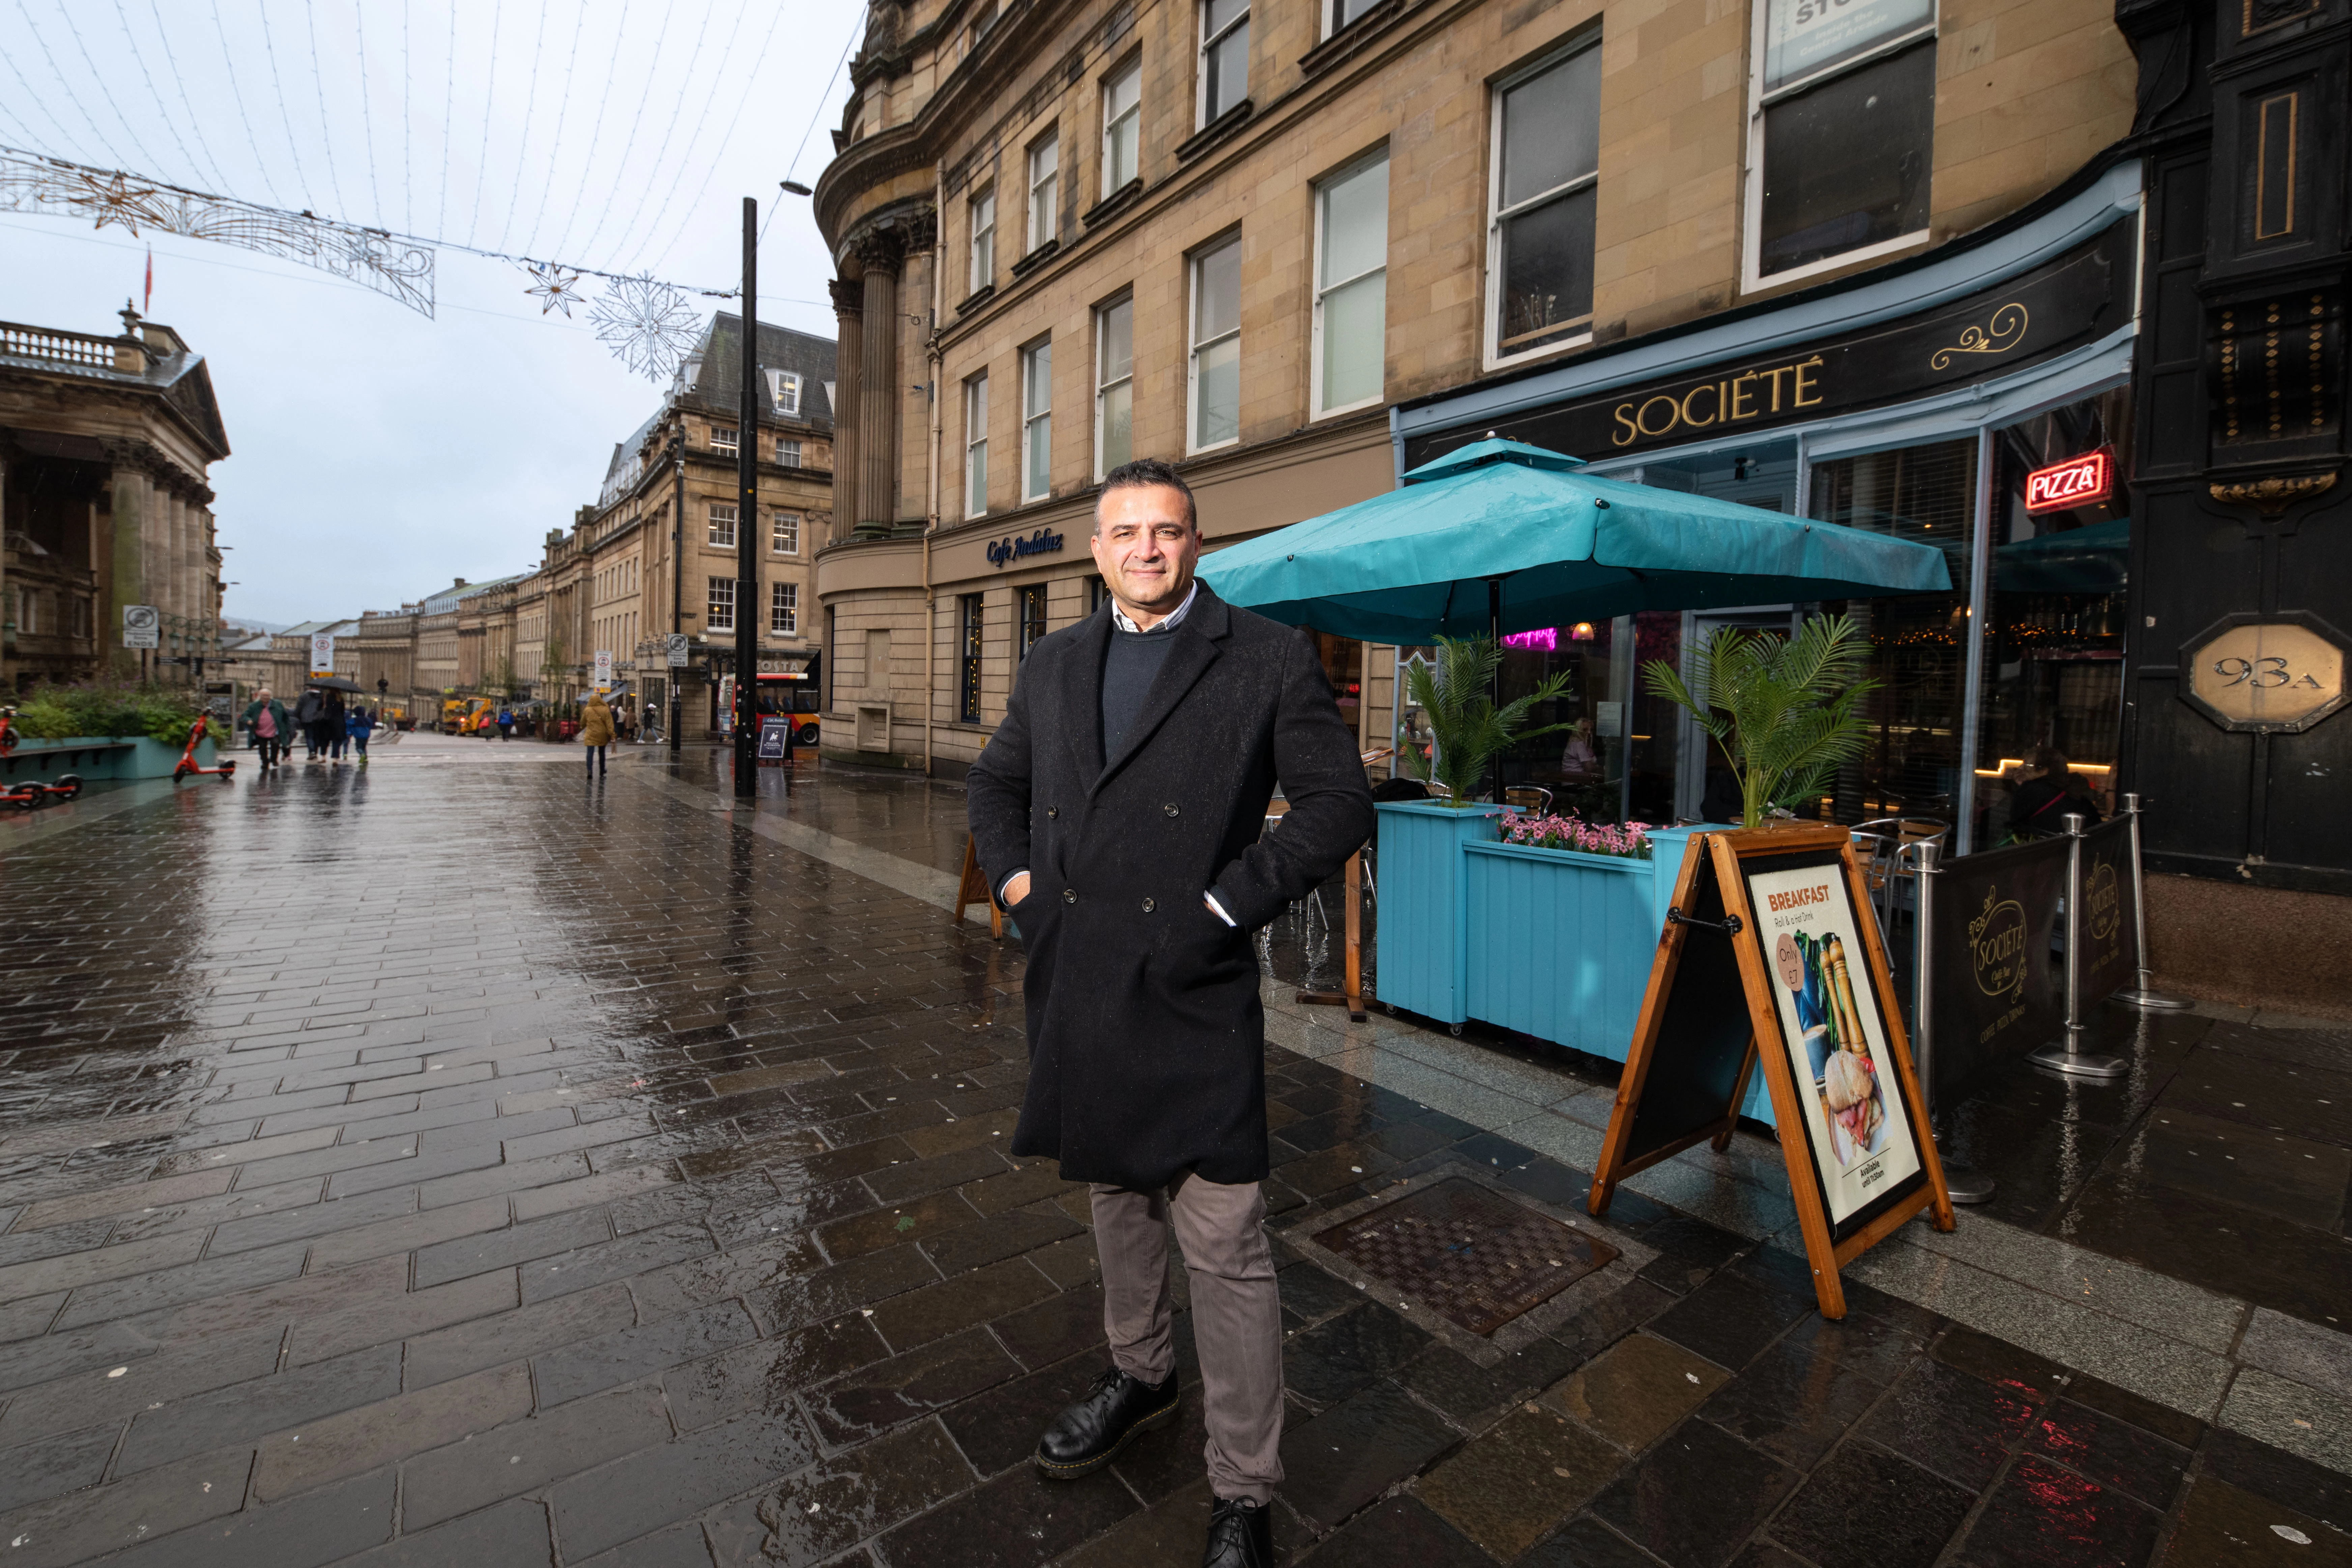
[1314, 1176, 1619, 1336]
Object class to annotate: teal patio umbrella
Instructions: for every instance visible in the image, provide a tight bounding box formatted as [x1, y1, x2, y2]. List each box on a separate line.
[1195, 438, 1951, 641]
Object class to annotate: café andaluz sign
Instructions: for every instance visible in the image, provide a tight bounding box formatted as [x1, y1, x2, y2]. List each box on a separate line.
[987, 527, 1065, 568]
[1405, 220, 2134, 465]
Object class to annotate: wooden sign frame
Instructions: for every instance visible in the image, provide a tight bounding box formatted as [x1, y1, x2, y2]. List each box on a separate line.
[1589, 824, 1953, 1318]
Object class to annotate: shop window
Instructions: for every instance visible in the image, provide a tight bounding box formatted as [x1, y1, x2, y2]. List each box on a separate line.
[959, 593, 985, 721]
[1200, 0, 1249, 127]
[1315, 151, 1388, 415]
[1103, 63, 1142, 194]
[969, 188, 996, 294]
[1027, 133, 1060, 253]
[708, 502, 737, 548]
[1018, 585, 1048, 661]
[1975, 389, 2133, 845]
[1087, 574, 1109, 615]
[1096, 294, 1135, 477]
[1489, 38, 1600, 364]
[966, 372, 991, 516]
[1805, 437, 1976, 827]
[1749, 0, 1935, 284]
[1022, 341, 1053, 501]
[1190, 235, 1241, 450]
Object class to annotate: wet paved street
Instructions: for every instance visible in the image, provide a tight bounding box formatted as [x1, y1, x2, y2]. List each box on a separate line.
[0, 736, 2346, 1567]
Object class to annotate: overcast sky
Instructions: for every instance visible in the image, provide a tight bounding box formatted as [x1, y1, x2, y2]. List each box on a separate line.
[1, 0, 858, 627]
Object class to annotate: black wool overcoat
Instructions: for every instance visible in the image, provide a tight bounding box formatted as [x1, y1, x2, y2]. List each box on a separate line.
[966, 585, 1375, 1190]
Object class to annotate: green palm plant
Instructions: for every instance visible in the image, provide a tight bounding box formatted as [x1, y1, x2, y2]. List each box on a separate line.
[1403, 636, 1575, 805]
[1640, 614, 1878, 829]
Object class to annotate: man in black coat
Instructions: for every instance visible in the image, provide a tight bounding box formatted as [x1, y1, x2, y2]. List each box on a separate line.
[967, 459, 1373, 1568]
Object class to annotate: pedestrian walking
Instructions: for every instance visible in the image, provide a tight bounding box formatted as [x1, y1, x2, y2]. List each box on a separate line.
[293, 687, 326, 761]
[965, 459, 1373, 1568]
[347, 703, 374, 766]
[324, 692, 349, 762]
[242, 687, 289, 770]
[580, 692, 614, 778]
[497, 706, 514, 741]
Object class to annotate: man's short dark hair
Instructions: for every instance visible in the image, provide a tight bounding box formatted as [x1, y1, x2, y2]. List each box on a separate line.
[1095, 458, 1197, 533]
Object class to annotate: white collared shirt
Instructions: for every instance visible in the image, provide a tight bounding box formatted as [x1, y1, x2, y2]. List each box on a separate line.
[1109, 580, 1198, 635]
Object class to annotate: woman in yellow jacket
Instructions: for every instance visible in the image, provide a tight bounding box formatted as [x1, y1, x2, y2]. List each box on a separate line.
[580, 693, 615, 778]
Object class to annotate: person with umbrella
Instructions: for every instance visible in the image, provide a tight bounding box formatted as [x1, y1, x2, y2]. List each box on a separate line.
[293, 685, 326, 762]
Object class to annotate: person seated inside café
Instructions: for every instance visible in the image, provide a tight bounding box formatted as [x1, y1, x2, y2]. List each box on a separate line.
[2008, 744, 2103, 838]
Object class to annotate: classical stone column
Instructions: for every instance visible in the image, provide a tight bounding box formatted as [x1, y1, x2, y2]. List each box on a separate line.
[892, 209, 938, 540]
[829, 277, 863, 545]
[855, 229, 905, 542]
[105, 455, 151, 676]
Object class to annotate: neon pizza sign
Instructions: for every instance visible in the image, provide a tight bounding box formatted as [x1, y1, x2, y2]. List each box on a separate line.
[2023, 449, 2113, 513]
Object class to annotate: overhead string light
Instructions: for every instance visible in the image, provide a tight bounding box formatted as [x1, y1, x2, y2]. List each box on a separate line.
[0, 143, 738, 378]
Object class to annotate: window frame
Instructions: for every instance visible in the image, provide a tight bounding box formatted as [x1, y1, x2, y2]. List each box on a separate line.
[1740, 0, 1938, 292]
[772, 510, 801, 556]
[958, 592, 985, 722]
[969, 187, 997, 293]
[1026, 133, 1060, 254]
[769, 371, 801, 416]
[1017, 584, 1048, 661]
[1322, 0, 1382, 39]
[1102, 61, 1142, 197]
[1483, 35, 1603, 372]
[770, 580, 799, 636]
[1187, 234, 1243, 455]
[711, 424, 739, 453]
[1021, 339, 1054, 503]
[966, 371, 992, 518]
[707, 501, 738, 548]
[1094, 292, 1136, 480]
[1312, 148, 1390, 419]
[706, 575, 736, 633]
[776, 436, 803, 467]
[1198, 0, 1251, 130]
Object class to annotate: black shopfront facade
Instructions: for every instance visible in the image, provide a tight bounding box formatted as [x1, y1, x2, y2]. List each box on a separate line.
[1397, 47, 2352, 1003]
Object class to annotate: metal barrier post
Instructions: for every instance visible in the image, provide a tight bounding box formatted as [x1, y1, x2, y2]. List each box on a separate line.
[2111, 792, 2191, 1011]
[1913, 842, 1994, 1203]
[2028, 814, 2128, 1079]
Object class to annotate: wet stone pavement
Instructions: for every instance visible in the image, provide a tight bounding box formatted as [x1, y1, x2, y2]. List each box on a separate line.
[0, 737, 2343, 1567]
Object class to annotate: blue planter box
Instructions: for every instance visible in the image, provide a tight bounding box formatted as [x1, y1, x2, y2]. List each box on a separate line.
[1378, 808, 1774, 1123]
[1, 736, 215, 782]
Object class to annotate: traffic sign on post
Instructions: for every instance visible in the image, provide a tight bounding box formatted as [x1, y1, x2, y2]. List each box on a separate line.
[594, 651, 614, 693]
[122, 605, 160, 649]
[309, 633, 336, 677]
[665, 633, 689, 668]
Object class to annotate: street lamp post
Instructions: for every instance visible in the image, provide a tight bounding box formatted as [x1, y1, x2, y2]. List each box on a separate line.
[734, 196, 758, 799]
[670, 431, 684, 756]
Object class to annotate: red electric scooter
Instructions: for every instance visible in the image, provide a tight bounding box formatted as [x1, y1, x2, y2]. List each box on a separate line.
[171, 711, 237, 785]
[0, 708, 86, 809]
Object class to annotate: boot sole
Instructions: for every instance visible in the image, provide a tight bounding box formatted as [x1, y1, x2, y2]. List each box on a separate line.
[1033, 1395, 1179, 1481]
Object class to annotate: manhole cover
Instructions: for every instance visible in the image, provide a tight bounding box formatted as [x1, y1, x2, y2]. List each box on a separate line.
[1314, 1177, 1618, 1336]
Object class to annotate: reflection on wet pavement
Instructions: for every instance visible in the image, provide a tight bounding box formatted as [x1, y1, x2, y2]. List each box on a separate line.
[0, 736, 2339, 1565]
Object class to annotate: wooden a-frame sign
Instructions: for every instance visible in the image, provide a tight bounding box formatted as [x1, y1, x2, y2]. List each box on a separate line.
[1589, 824, 1954, 1318]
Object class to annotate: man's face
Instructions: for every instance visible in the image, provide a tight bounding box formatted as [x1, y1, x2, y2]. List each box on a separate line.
[1776, 933, 1804, 989]
[1091, 484, 1200, 620]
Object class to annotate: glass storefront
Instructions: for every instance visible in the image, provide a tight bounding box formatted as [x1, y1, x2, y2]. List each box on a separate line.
[1389, 386, 2134, 853]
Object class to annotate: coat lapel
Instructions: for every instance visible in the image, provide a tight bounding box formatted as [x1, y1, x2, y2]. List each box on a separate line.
[1056, 603, 1113, 790]
[1092, 586, 1231, 795]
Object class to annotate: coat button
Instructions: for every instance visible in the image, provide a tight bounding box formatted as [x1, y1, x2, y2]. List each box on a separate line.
[1163, 804, 1179, 817]
[1047, 806, 1059, 818]
[1142, 897, 1156, 912]
[1063, 889, 1077, 904]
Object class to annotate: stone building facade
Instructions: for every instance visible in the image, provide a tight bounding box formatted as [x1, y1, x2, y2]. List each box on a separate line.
[810, 0, 2138, 778]
[0, 308, 230, 691]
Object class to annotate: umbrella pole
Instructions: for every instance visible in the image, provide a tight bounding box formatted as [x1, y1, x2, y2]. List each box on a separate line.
[1488, 577, 1505, 803]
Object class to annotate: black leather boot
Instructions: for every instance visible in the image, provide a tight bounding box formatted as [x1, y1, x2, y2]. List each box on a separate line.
[1203, 1495, 1273, 1568]
[1034, 1366, 1179, 1479]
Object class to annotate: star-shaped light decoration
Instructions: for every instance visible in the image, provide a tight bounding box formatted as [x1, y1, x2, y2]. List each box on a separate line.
[589, 274, 703, 382]
[524, 262, 585, 318]
[66, 169, 165, 236]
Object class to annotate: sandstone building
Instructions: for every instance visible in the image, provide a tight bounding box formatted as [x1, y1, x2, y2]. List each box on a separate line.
[0, 307, 229, 691]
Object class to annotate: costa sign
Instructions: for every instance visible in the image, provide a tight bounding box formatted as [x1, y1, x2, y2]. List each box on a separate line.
[2024, 448, 2113, 513]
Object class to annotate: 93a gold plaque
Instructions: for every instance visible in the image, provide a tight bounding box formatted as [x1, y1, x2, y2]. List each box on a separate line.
[2183, 617, 2347, 732]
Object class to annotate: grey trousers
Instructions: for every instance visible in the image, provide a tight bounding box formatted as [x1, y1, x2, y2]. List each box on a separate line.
[1091, 1173, 1284, 1504]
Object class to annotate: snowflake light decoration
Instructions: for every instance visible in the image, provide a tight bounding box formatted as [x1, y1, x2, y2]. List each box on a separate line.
[589, 274, 702, 381]
[524, 262, 585, 317]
